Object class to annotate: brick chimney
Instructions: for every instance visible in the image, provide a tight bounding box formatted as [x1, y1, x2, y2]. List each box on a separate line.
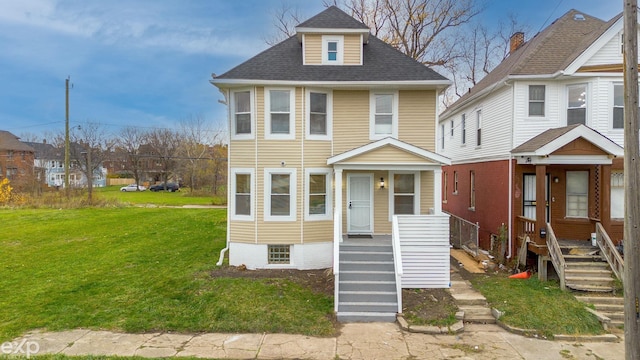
[509, 32, 525, 53]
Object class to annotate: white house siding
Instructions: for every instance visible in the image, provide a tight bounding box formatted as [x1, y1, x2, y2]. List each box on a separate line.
[513, 81, 562, 147]
[590, 77, 624, 146]
[583, 30, 622, 67]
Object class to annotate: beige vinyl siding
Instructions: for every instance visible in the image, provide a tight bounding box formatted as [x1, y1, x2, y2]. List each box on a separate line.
[259, 222, 302, 244]
[399, 90, 436, 150]
[303, 141, 332, 167]
[333, 90, 370, 154]
[344, 34, 362, 65]
[229, 142, 256, 167]
[303, 222, 333, 243]
[373, 170, 391, 233]
[343, 145, 435, 164]
[420, 170, 434, 214]
[304, 34, 322, 65]
[229, 222, 256, 244]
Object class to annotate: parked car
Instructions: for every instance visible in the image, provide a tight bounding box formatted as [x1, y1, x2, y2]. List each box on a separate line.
[149, 182, 179, 192]
[120, 184, 146, 192]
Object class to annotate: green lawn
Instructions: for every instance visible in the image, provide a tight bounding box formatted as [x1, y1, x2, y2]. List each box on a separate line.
[94, 186, 225, 206]
[0, 207, 335, 342]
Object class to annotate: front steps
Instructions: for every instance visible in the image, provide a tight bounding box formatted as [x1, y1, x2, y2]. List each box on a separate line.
[449, 274, 495, 324]
[561, 242, 616, 292]
[576, 296, 625, 328]
[337, 241, 398, 322]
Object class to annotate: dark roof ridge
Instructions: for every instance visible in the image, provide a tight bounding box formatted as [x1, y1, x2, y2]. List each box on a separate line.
[296, 5, 369, 30]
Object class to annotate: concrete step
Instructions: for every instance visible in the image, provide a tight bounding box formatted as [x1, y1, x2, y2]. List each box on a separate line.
[339, 261, 395, 272]
[340, 245, 392, 253]
[339, 290, 397, 303]
[338, 301, 398, 313]
[566, 284, 615, 292]
[460, 306, 495, 324]
[575, 296, 624, 305]
[340, 251, 393, 262]
[337, 311, 396, 323]
[339, 280, 397, 292]
[339, 270, 395, 282]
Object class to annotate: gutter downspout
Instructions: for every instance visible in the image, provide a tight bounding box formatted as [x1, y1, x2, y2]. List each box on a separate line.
[217, 87, 230, 266]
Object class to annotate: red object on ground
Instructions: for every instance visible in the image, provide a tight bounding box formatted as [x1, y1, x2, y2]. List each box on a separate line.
[509, 270, 531, 279]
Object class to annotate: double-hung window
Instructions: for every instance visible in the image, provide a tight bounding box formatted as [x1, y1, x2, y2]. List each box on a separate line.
[611, 171, 624, 219]
[370, 92, 398, 140]
[230, 169, 254, 220]
[566, 171, 588, 218]
[265, 88, 295, 139]
[469, 171, 476, 209]
[231, 90, 253, 139]
[440, 124, 445, 149]
[306, 90, 332, 140]
[391, 172, 419, 216]
[322, 35, 344, 64]
[567, 84, 587, 125]
[613, 84, 624, 129]
[476, 109, 482, 146]
[265, 168, 296, 221]
[305, 168, 332, 220]
[461, 114, 466, 145]
[528, 85, 545, 116]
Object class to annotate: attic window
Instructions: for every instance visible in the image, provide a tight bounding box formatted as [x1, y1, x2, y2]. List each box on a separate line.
[322, 35, 343, 65]
[574, 14, 585, 21]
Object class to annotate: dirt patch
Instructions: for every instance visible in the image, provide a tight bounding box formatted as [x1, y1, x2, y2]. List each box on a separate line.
[210, 265, 458, 327]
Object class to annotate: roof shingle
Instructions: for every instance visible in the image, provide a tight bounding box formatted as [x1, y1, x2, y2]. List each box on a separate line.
[296, 6, 369, 29]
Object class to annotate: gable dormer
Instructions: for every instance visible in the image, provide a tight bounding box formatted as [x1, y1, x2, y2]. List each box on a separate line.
[295, 6, 369, 66]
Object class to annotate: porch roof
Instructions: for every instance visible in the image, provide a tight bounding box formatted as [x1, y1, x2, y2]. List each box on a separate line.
[511, 124, 623, 164]
[327, 137, 451, 169]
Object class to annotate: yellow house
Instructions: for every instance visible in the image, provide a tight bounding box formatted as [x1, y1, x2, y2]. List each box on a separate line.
[212, 6, 451, 322]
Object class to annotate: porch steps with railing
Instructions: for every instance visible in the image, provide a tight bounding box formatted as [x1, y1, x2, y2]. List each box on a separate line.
[561, 242, 616, 292]
[336, 240, 398, 322]
[575, 296, 625, 328]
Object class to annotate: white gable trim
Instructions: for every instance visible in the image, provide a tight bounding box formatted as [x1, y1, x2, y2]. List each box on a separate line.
[564, 16, 623, 75]
[513, 125, 623, 157]
[295, 27, 369, 42]
[327, 137, 451, 165]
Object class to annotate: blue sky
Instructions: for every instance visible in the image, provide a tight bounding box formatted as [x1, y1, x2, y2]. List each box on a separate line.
[0, 0, 622, 140]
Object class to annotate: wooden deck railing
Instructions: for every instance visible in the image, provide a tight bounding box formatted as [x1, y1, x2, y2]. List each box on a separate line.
[595, 222, 624, 284]
[516, 216, 536, 242]
[545, 223, 566, 291]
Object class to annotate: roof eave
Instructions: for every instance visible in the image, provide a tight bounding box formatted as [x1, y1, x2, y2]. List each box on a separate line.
[211, 78, 451, 90]
[295, 27, 370, 42]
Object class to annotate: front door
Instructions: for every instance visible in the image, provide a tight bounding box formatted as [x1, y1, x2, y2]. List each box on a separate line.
[523, 174, 549, 222]
[347, 174, 373, 234]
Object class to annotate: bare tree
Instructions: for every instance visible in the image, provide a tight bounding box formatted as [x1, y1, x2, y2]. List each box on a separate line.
[264, 1, 305, 45]
[69, 123, 114, 204]
[145, 128, 181, 190]
[117, 126, 146, 190]
[178, 115, 226, 192]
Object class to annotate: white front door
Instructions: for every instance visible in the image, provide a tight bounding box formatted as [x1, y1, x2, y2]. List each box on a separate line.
[347, 174, 373, 234]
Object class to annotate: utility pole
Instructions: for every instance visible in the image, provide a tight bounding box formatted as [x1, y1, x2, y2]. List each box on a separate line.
[64, 77, 70, 198]
[623, 0, 640, 358]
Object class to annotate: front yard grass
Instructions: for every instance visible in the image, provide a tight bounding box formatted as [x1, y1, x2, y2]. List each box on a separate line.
[470, 273, 604, 338]
[0, 208, 335, 342]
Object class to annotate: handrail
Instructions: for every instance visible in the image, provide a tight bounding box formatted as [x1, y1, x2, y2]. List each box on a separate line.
[545, 223, 566, 290]
[516, 216, 536, 241]
[391, 215, 404, 313]
[595, 223, 624, 284]
[333, 208, 341, 312]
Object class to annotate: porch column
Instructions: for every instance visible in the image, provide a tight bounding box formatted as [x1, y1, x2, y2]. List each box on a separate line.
[535, 164, 546, 244]
[601, 164, 612, 231]
[334, 168, 343, 239]
[433, 168, 443, 214]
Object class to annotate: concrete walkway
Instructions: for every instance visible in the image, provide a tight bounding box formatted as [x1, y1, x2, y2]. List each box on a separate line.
[10, 322, 624, 359]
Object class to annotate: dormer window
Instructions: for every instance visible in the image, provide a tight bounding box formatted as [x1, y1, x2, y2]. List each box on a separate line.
[322, 35, 343, 65]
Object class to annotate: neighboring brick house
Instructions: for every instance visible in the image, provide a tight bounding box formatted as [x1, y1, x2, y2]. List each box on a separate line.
[438, 9, 627, 271]
[0, 130, 35, 190]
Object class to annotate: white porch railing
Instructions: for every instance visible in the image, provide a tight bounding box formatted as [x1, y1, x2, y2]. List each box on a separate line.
[333, 208, 341, 312]
[391, 215, 404, 313]
[595, 222, 624, 284]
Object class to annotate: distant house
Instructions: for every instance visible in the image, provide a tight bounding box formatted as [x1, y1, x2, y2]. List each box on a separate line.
[0, 130, 35, 189]
[212, 7, 452, 321]
[439, 10, 627, 280]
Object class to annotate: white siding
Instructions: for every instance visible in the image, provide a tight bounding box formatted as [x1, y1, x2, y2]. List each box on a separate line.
[513, 81, 562, 147]
[584, 30, 623, 66]
[396, 214, 450, 288]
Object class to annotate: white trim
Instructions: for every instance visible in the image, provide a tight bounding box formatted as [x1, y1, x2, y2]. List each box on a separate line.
[229, 168, 255, 221]
[230, 88, 254, 140]
[211, 79, 451, 90]
[328, 137, 451, 165]
[304, 168, 333, 221]
[347, 173, 374, 234]
[515, 125, 623, 157]
[527, 84, 546, 118]
[516, 155, 615, 165]
[359, 34, 363, 65]
[564, 16, 623, 75]
[264, 87, 296, 140]
[388, 171, 420, 221]
[322, 35, 344, 65]
[264, 168, 297, 222]
[302, 34, 307, 65]
[370, 91, 399, 140]
[611, 82, 625, 131]
[295, 27, 369, 43]
[305, 89, 333, 141]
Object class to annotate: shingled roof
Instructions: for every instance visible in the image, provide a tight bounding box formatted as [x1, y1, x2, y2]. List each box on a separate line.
[212, 7, 448, 85]
[443, 9, 619, 117]
[24, 141, 63, 160]
[0, 130, 35, 152]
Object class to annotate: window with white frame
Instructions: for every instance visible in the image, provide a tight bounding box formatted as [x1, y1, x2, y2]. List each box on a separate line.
[231, 90, 253, 139]
[307, 90, 331, 139]
[265, 88, 295, 139]
[305, 168, 332, 220]
[476, 109, 482, 146]
[391, 172, 418, 215]
[440, 124, 445, 149]
[264, 168, 296, 221]
[461, 114, 466, 144]
[370, 92, 398, 139]
[450, 120, 454, 136]
[566, 171, 588, 218]
[322, 35, 344, 65]
[611, 171, 624, 219]
[567, 84, 587, 125]
[230, 169, 254, 220]
[528, 85, 545, 117]
[613, 84, 624, 129]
